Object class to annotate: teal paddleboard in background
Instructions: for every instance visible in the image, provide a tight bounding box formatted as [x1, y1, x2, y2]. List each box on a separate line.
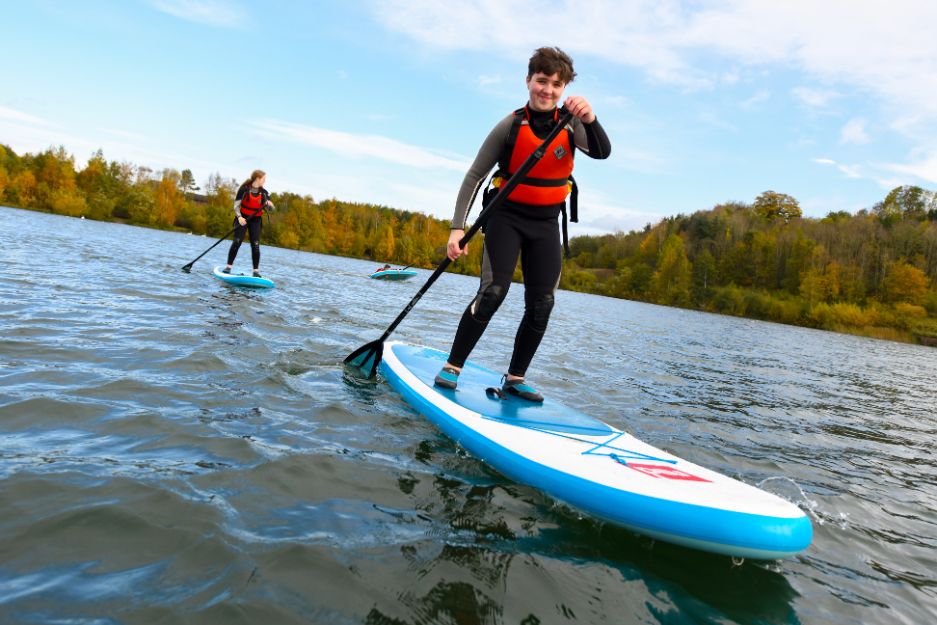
[370, 268, 417, 281]
[212, 266, 275, 289]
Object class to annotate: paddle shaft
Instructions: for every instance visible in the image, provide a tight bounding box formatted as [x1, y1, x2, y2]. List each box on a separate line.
[373, 110, 574, 343]
[181, 216, 257, 271]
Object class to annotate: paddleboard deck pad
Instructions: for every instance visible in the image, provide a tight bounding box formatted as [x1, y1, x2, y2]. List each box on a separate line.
[212, 266, 275, 288]
[370, 269, 417, 281]
[379, 341, 812, 559]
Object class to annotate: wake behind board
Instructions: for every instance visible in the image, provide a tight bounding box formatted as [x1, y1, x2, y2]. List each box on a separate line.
[379, 341, 812, 559]
[212, 266, 275, 289]
[370, 268, 417, 281]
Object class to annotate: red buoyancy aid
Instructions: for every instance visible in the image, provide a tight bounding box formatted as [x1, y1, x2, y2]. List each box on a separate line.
[240, 188, 266, 217]
[494, 107, 574, 206]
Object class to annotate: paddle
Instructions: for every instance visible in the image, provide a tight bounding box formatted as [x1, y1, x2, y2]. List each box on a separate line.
[345, 108, 575, 378]
[180, 217, 255, 273]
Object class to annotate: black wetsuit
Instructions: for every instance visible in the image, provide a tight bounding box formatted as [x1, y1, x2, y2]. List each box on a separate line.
[446, 107, 611, 377]
[227, 186, 269, 270]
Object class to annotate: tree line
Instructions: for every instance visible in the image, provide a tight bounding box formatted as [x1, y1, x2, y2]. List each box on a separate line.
[564, 189, 937, 344]
[2, 143, 935, 344]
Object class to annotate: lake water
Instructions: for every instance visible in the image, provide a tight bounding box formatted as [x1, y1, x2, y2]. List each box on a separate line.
[1, 205, 935, 624]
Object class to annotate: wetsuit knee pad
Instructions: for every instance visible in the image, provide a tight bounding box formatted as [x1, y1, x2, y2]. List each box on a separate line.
[471, 284, 507, 323]
[529, 293, 554, 331]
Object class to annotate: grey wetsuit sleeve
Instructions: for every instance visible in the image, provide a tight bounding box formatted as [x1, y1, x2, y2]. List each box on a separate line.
[450, 113, 515, 229]
[572, 117, 612, 159]
[233, 186, 246, 216]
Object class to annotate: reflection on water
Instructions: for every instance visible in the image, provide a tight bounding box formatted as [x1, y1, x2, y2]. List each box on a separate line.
[1, 206, 935, 624]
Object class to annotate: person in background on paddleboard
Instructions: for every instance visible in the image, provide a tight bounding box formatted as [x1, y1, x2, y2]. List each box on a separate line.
[223, 169, 275, 277]
[434, 46, 611, 402]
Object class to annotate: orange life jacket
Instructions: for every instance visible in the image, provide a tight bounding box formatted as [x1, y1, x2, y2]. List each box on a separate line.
[492, 106, 575, 206]
[240, 188, 266, 217]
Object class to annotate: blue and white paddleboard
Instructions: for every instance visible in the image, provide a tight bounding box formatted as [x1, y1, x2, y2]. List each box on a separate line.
[212, 266, 275, 289]
[380, 341, 812, 559]
[370, 268, 418, 281]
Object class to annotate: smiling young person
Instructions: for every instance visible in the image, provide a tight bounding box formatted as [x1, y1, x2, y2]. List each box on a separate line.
[434, 46, 611, 402]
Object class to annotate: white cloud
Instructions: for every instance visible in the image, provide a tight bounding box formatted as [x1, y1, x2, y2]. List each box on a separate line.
[387, 180, 460, 220]
[837, 164, 862, 179]
[369, 1, 937, 120]
[369, 0, 712, 89]
[570, 187, 667, 232]
[99, 127, 149, 142]
[607, 146, 667, 175]
[883, 152, 937, 185]
[840, 118, 869, 145]
[0, 105, 50, 126]
[372, 0, 937, 107]
[478, 74, 502, 86]
[698, 111, 737, 132]
[577, 204, 662, 234]
[247, 119, 471, 172]
[813, 157, 862, 179]
[682, 1, 937, 120]
[368, 0, 937, 198]
[0, 113, 227, 187]
[149, 0, 247, 28]
[740, 90, 769, 109]
[603, 95, 631, 108]
[721, 69, 741, 85]
[791, 87, 838, 108]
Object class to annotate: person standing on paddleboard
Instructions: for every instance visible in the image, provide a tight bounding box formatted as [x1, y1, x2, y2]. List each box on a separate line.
[434, 47, 611, 402]
[223, 169, 275, 277]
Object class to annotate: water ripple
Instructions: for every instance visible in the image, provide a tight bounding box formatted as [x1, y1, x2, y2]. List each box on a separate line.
[2, 206, 936, 625]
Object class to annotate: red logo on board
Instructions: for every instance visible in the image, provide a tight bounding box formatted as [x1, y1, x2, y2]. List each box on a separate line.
[625, 463, 711, 482]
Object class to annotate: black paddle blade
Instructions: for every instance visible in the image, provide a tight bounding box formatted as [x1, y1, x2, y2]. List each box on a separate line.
[181, 264, 193, 273]
[344, 340, 383, 379]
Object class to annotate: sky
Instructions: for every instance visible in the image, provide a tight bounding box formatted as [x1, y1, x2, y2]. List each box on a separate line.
[4, 0, 937, 234]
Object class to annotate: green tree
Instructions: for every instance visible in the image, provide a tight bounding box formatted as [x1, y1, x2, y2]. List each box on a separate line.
[753, 190, 802, 223]
[881, 261, 929, 304]
[691, 249, 717, 303]
[125, 185, 156, 225]
[628, 262, 654, 296]
[750, 230, 779, 289]
[204, 172, 236, 235]
[10, 170, 37, 207]
[876, 185, 932, 223]
[652, 233, 691, 305]
[155, 169, 184, 228]
[800, 262, 840, 306]
[76, 150, 119, 220]
[180, 169, 199, 199]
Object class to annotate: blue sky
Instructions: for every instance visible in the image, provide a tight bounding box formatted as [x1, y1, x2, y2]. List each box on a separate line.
[4, 0, 937, 234]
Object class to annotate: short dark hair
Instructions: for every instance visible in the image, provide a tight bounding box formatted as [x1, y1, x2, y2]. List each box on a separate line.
[528, 47, 576, 84]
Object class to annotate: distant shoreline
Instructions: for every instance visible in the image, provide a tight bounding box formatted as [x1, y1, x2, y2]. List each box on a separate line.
[6, 202, 935, 348]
